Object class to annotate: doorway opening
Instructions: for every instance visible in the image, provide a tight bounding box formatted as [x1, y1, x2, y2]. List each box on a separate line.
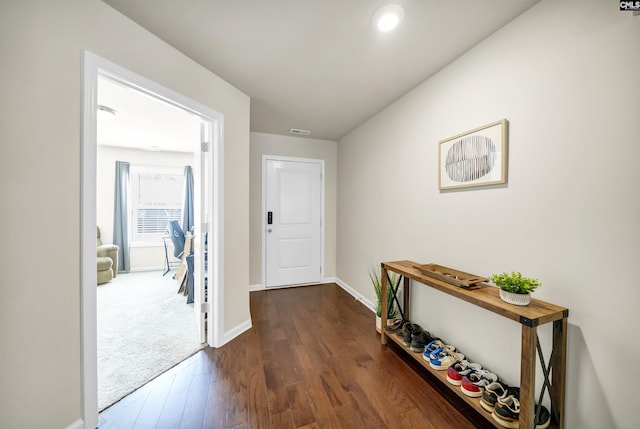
[95, 75, 204, 410]
[82, 51, 224, 428]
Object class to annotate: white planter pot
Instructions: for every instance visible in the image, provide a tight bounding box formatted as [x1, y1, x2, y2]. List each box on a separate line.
[500, 289, 531, 306]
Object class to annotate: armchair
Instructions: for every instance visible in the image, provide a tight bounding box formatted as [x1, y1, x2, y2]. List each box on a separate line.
[97, 226, 119, 284]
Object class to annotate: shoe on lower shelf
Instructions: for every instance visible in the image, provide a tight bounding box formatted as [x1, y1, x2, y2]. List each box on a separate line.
[409, 330, 434, 353]
[493, 399, 550, 429]
[446, 359, 482, 386]
[481, 382, 517, 412]
[429, 349, 465, 370]
[492, 395, 520, 428]
[395, 321, 414, 338]
[385, 318, 404, 332]
[492, 386, 551, 429]
[423, 339, 454, 356]
[401, 323, 421, 346]
[460, 368, 498, 397]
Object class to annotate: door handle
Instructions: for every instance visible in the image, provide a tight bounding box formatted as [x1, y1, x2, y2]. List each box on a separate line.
[267, 228, 272, 233]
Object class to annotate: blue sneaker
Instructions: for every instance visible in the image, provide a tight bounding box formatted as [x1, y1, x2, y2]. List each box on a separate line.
[429, 349, 465, 370]
[422, 339, 453, 357]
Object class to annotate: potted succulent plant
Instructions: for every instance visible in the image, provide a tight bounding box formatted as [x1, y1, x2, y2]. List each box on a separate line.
[370, 267, 399, 332]
[490, 271, 541, 306]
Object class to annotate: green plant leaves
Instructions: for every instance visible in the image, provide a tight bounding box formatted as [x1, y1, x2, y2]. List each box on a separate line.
[490, 271, 541, 294]
[370, 267, 399, 318]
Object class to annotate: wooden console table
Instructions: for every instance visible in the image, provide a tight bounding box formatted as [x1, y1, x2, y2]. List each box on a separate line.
[380, 260, 568, 429]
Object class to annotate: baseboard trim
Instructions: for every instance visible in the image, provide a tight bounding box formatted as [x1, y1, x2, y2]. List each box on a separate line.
[335, 277, 376, 313]
[66, 418, 84, 429]
[249, 277, 339, 292]
[223, 319, 252, 345]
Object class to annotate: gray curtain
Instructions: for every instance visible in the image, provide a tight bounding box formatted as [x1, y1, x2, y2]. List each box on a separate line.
[113, 161, 130, 272]
[182, 165, 194, 234]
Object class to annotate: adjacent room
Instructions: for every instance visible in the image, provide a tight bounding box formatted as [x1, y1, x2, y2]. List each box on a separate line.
[2, 1, 639, 429]
[95, 76, 205, 410]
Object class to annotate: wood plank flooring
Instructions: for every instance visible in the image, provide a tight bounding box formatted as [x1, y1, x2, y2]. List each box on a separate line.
[99, 283, 494, 429]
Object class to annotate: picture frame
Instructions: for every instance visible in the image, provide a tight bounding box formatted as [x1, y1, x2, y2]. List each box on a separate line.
[438, 119, 508, 190]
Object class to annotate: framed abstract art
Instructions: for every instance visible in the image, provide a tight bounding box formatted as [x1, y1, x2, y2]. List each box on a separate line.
[438, 119, 508, 190]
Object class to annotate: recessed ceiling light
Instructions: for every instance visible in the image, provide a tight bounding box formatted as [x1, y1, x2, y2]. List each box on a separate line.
[97, 104, 118, 120]
[373, 4, 405, 32]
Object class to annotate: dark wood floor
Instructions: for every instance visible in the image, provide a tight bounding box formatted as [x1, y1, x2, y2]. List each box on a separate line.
[99, 283, 493, 429]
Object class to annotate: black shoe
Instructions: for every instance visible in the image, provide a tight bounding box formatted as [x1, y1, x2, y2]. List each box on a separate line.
[385, 318, 404, 332]
[410, 330, 434, 353]
[481, 382, 517, 412]
[402, 324, 421, 347]
[395, 321, 410, 338]
[492, 388, 520, 428]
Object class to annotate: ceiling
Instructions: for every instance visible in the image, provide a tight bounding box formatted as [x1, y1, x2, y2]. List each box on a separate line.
[98, 77, 200, 153]
[103, 0, 539, 141]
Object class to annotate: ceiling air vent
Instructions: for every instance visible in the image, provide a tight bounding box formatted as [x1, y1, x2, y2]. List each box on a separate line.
[289, 128, 311, 136]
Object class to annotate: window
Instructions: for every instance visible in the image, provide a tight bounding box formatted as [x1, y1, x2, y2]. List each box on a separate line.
[130, 165, 184, 244]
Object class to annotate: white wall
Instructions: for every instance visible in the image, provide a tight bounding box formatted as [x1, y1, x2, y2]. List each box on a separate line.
[337, 1, 639, 428]
[0, 1, 250, 428]
[250, 132, 338, 286]
[96, 145, 193, 271]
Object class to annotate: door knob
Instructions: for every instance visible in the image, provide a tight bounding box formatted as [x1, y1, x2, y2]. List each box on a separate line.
[267, 228, 272, 233]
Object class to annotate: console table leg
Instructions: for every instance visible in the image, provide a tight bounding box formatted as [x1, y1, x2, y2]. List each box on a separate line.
[380, 265, 388, 345]
[551, 318, 567, 429]
[520, 325, 537, 429]
[403, 276, 410, 322]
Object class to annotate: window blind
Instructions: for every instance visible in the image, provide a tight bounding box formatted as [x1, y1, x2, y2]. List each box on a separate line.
[130, 165, 184, 243]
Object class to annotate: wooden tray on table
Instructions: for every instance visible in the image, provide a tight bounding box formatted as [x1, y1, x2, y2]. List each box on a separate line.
[411, 263, 488, 288]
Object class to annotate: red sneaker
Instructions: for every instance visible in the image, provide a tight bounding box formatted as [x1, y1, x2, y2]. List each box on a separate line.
[461, 369, 497, 397]
[446, 359, 482, 386]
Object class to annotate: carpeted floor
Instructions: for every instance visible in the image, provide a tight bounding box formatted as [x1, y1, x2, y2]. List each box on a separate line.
[97, 270, 205, 411]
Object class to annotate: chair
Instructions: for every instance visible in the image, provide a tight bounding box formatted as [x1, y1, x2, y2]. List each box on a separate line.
[97, 226, 119, 284]
[177, 232, 194, 295]
[167, 220, 185, 259]
[163, 220, 185, 276]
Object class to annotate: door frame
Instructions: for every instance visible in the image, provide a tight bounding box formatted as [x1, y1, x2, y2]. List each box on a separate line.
[261, 155, 325, 289]
[81, 51, 225, 428]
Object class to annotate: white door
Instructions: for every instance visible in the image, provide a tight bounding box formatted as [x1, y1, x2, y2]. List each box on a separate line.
[265, 158, 322, 288]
